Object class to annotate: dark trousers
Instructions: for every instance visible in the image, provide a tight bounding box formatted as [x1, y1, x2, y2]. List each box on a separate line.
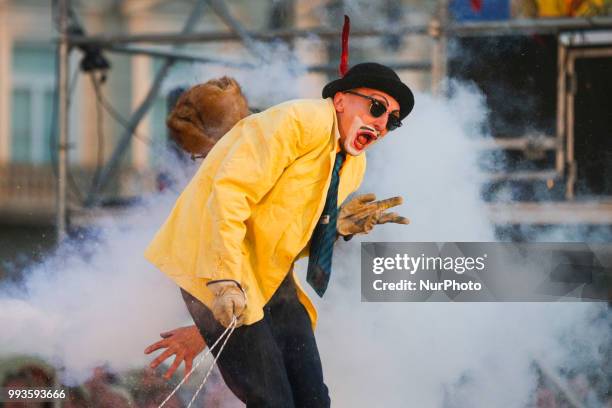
[181, 274, 330, 408]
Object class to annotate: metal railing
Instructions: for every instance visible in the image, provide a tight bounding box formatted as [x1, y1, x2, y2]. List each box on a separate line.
[0, 164, 156, 225]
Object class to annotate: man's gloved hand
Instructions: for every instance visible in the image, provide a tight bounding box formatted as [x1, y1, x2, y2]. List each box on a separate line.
[207, 280, 247, 328]
[337, 193, 410, 238]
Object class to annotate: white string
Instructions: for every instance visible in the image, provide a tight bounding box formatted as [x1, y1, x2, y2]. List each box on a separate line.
[186, 317, 238, 408]
[158, 316, 238, 408]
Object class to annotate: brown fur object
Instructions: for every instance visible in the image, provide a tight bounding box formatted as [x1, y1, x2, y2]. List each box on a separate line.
[167, 76, 250, 156]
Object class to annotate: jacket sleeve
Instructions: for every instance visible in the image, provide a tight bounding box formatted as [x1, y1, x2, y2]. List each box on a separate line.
[198, 104, 328, 283]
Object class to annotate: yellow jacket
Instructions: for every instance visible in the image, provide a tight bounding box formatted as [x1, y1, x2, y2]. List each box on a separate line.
[536, 0, 605, 17]
[145, 98, 366, 328]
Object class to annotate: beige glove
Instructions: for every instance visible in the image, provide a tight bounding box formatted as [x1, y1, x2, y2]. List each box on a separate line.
[206, 280, 247, 328]
[337, 193, 410, 238]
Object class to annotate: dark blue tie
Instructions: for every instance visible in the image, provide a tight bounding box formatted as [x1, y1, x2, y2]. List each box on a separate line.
[307, 152, 346, 297]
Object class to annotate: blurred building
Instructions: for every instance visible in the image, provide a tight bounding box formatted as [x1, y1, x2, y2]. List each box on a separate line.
[0, 0, 431, 228]
[1, 0, 611, 261]
[0, 0, 432, 273]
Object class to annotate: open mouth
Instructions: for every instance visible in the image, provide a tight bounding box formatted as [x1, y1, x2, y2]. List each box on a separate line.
[353, 127, 378, 150]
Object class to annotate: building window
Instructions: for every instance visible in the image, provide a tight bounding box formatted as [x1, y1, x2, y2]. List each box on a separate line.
[149, 59, 195, 165]
[10, 43, 56, 164]
[149, 96, 167, 166]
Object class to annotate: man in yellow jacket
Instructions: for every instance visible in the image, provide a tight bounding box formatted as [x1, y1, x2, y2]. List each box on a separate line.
[145, 62, 414, 407]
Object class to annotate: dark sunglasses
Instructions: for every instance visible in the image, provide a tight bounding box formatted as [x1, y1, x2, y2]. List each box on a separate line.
[344, 90, 402, 131]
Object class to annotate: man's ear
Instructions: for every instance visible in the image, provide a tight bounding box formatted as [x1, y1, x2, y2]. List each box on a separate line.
[332, 92, 345, 113]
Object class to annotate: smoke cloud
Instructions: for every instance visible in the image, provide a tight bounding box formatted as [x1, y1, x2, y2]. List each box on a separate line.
[1, 39, 609, 408]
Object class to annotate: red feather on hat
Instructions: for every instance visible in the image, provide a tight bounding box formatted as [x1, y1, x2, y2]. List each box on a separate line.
[339, 15, 350, 77]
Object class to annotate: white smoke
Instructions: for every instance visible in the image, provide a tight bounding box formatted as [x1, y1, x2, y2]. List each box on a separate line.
[162, 40, 310, 108]
[1, 37, 609, 408]
[0, 191, 192, 383]
[294, 87, 610, 407]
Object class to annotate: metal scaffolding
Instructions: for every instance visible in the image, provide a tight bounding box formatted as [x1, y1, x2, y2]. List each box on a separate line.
[56, 0, 69, 242]
[83, 0, 210, 207]
[53, 0, 612, 238]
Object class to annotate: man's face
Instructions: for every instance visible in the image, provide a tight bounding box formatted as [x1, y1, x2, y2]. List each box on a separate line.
[333, 87, 401, 156]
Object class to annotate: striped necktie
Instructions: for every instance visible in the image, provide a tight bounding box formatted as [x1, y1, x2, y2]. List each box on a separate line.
[307, 152, 346, 297]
